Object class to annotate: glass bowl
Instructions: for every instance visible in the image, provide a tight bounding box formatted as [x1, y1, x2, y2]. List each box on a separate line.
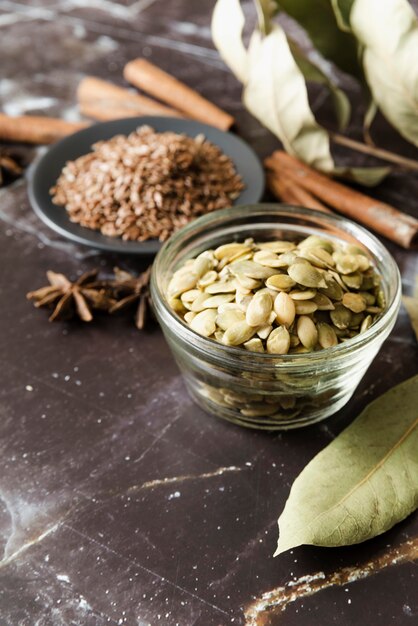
[150, 205, 401, 430]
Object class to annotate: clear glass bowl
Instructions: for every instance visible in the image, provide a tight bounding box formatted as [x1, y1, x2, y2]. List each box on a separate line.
[151, 205, 401, 430]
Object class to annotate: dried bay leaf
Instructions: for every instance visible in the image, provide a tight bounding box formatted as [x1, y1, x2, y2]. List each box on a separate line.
[212, 0, 392, 185]
[289, 39, 351, 131]
[403, 295, 418, 341]
[275, 0, 362, 79]
[244, 26, 334, 172]
[275, 375, 418, 556]
[350, 0, 418, 147]
[211, 0, 248, 82]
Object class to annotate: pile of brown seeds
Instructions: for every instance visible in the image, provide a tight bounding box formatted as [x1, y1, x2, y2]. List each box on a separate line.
[51, 126, 244, 242]
[166, 235, 386, 354]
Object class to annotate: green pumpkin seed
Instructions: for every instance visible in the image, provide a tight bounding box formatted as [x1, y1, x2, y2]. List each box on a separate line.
[246, 292, 273, 327]
[216, 308, 246, 331]
[312, 292, 335, 310]
[342, 272, 363, 290]
[189, 309, 217, 337]
[289, 289, 317, 300]
[342, 292, 367, 313]
[258, 241, 296, 253]
[205, 279, 237, 294]
[267, 326, 291, 354]
[330, 303, 352, 329]
[202, 293, 235, 311]
[274, 292, 296, 327]
[167, 269, 198, 297]
[266, 274, 296, 291]
[320, 276, 344, 301]
[223, 321, 256, 346]
[243, 338, 265, 353]
[295, 300, 318, 315]
[317, 322, 338, 348]
[231, 260, 277, 280]
[192, 254, 214, 278]
[298, 235, 334, 253]
[214, 243, 252, 261]
[360, 314, 373, 333]
[198, 270, 218, 288]
[288, 262, 327, 289]
[235, 273, 262, 290]
[297, 315, 318, 350]
[257, 324, 273, 340]
[252, 250, 283, 267]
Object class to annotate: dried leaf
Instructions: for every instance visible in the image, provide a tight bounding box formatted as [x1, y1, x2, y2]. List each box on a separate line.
[211, 0, 248, 82]
[212, 0, 392, 185]
[289, 39, 351, 131]
[275, 375, 418, 556]
[403, 295, 418, 341]
[350, 0, 418, 147]
[244, 26, 334, 171]
[334, 164, 390, 186]
[276, 0, 362, 78]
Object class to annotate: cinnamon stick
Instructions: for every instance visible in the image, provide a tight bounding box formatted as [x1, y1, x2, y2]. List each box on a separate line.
[0, 113, 88, 144]
[267, 172, 331, 214]
[265, 151, 418, 249]
[123, 58, 234, 130]
[77, 76, 183, 121]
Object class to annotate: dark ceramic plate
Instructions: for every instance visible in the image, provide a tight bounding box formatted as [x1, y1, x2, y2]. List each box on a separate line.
[28, 116, 265, 254]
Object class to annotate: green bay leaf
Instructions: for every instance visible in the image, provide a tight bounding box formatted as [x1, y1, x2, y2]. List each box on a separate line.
[275, 375, 418, 556]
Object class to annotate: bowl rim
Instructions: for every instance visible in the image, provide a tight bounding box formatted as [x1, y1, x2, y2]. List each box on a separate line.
[151, 204, 401, 367]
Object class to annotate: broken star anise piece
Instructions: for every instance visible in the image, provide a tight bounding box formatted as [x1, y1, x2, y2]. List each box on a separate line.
[0, 150, 23, 186]
[27, 269, 116, 322]
[109, 266, 152, 330]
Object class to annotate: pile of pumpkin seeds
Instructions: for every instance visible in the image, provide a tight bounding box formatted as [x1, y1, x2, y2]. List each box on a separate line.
[166, 235, 385, 354]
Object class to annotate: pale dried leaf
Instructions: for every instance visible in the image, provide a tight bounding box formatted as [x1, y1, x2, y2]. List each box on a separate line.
[275, 375, 418, 555]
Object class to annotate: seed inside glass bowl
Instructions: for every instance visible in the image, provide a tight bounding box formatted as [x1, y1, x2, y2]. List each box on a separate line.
[166, 235, 385, 354]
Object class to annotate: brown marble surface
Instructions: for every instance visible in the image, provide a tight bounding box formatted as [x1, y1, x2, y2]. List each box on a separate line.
[0, 1, 417, 624]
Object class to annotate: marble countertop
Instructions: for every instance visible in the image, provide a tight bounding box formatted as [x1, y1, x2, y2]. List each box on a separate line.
[0, 1, 417, 624]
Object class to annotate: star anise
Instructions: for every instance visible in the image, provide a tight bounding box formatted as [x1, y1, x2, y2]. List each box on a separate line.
[109, 266, 152, 329]
[27, 269, 116, 322]
[0, 150, 23, 186]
